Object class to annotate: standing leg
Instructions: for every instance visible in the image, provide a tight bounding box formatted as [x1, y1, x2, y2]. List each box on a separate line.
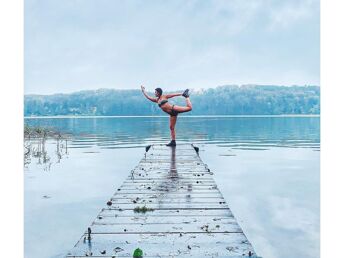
[170, 115, 177, 140]
[167, 115, 177, 146]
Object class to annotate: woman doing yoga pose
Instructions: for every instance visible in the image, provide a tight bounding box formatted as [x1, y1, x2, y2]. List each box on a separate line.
[141, 85, 192, 146]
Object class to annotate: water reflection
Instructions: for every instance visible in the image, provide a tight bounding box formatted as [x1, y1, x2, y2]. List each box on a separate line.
[156, 147, 179, 208]
[24, 136, 69, 171]
[169, 147, 177, 179]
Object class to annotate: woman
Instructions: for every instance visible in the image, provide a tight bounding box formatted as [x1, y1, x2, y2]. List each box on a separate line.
[141, 85, 192, 146]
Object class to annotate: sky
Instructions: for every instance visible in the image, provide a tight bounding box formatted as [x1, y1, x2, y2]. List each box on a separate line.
[24, 0, 320, 94]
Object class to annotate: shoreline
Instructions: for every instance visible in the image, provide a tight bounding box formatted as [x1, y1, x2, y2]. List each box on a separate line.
[24, 125, 71, 139]
[24, 114, 320, 119]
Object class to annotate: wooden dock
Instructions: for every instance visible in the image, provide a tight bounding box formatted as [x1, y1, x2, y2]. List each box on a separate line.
[66, 144, 260, 257]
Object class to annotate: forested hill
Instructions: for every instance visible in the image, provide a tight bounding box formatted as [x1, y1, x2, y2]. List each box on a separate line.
[24, 85, 320, 116]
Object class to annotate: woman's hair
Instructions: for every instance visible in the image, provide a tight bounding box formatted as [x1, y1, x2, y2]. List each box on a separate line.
[155, 88, 163, 96]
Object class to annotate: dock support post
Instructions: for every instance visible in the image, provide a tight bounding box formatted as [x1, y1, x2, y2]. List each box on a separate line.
[87, 227, 91, 241]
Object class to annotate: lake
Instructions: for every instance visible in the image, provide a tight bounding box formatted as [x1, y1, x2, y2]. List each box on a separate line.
[24, 116, 320, 258]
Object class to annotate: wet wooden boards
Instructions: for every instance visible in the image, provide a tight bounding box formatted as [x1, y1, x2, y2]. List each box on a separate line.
[66, 144, 260, 257]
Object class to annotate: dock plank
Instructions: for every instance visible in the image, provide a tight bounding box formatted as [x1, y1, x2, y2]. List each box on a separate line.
[67, 233, 253, 257]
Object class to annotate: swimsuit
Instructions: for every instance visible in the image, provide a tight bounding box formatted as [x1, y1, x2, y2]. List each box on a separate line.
[157, 99, 178, 116]
[158, 99, 168, 107]
[169, 105, 178, 116]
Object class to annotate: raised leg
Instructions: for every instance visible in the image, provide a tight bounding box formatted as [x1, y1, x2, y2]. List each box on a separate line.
[172, 97, 192, 113]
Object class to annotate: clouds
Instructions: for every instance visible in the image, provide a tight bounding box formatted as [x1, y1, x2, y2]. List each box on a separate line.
[25, 0, 319, 94]
[267, 0, 319, 30]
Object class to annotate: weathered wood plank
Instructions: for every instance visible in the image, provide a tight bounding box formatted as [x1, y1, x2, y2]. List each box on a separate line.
[89, 221, 243, 234]
[106, 203, 229, 210]
[109, 197, 226, 204]
[99, 208, 233, 217]
[112, 192, 223, 198]
[121, 178, 215, 183]
[116, 186, 220, 191]
[66, 233, 254, 257]
[94, 215, 235, 224]
[125, 174, 212, 179]
[111, 192, 224, 198]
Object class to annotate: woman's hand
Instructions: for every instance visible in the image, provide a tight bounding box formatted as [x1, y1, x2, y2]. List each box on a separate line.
[141, 86, 157, 103]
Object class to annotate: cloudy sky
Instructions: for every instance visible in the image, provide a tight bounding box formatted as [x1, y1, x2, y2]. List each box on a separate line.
[25, 0, 319, 94]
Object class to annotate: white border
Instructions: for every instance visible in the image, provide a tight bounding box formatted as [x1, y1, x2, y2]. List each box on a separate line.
[1, 0, 344, 257]
[321, 0, 344, 257]
[0, 0, 24, 257]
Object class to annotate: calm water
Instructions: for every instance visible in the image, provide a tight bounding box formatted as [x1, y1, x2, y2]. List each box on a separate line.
[24, 116, 320, 258]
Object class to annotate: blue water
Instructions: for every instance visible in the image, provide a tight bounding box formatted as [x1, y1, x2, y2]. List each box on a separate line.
[24, 116, 320, 258]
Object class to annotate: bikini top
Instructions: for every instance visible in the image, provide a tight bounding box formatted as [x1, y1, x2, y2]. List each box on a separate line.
[158, 99, 168, 107]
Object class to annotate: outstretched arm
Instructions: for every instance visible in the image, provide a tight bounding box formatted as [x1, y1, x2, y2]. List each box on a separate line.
[165, 92, 182, 99]
[141, 85, 157, 103]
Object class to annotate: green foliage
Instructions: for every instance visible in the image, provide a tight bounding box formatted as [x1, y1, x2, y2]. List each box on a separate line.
[133, 248, 143, 258]
[24, 85, 320, 116]
[133, 206, 154, 213]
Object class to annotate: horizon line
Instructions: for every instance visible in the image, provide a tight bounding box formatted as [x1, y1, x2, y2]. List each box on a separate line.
[24, 114, 320, 119]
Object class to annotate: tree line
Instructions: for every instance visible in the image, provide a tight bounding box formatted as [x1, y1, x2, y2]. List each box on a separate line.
[24, 85, 320, 116]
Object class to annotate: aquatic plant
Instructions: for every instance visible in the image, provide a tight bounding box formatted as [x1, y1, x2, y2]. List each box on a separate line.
[133, 248, 143, 258]
[24, 125, 69, 169]
[24, 125, 70, 139]
[133, 206, 154, 213]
